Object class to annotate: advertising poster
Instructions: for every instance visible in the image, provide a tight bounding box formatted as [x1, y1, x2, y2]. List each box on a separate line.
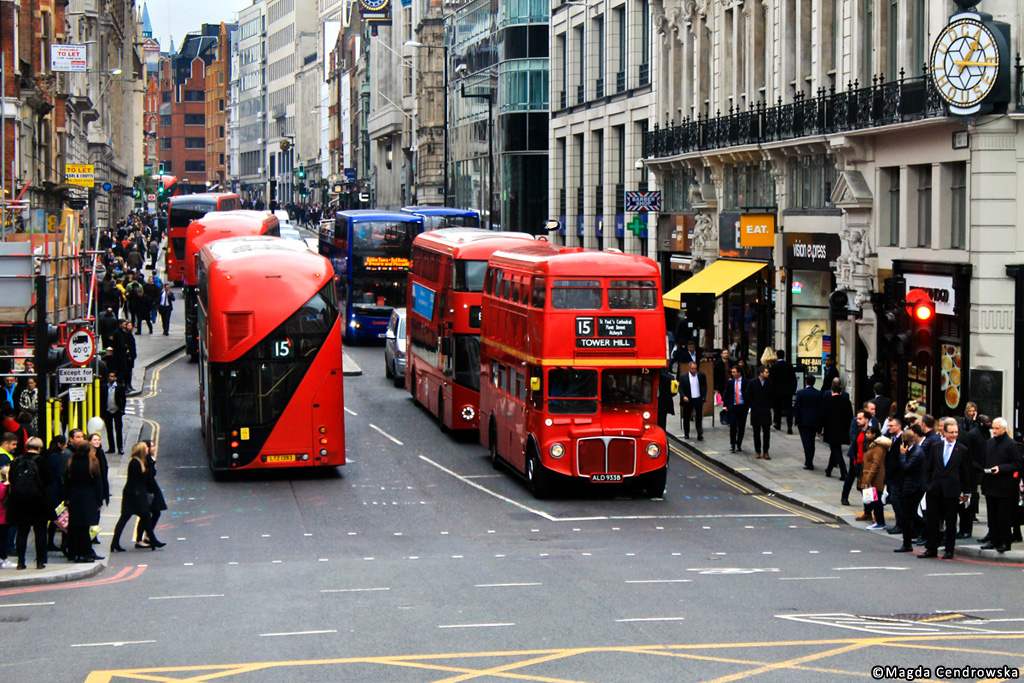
[796, 319, 827, 375]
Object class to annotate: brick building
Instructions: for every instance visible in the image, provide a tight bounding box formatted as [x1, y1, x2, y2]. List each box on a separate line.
[205, 23, 234, 192]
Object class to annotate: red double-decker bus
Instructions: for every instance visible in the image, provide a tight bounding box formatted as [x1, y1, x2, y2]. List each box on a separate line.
[183, 211, 281, 360]
[166, 192, 241, 283]
[480, 244, 668, 498]
[406, 228, 536, 431]
[196, 236, 344, 472]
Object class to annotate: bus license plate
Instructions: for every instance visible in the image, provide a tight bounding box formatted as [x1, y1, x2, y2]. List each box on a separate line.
[266, 454, 296, 463]
[590, 473, 623, 483]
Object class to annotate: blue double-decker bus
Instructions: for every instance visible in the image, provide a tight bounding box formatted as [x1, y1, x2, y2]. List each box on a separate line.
[401, 206, 480, 230]
[319, 209, 424, 343]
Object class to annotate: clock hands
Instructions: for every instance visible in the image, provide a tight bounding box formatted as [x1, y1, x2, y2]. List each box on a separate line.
[953, 59, 997, 67]
[958, 33, 982, 75]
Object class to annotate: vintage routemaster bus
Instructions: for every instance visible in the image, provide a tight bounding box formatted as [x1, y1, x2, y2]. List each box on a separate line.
[166, 193, 241, 283]
[318, 209, 424, 343]
[196, 236, 344, 472]
[182, 211, 280, 360]
[479, 244, 668, 498]
[401, 206, 481, 230]
[406, 228, 536, 431]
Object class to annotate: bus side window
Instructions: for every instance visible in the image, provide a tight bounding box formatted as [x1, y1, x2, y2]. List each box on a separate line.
[516, 371, 526, 403]
[510, 276, 520, 303]
[491, 361, 500, 389]
[531, 277, 546, 308]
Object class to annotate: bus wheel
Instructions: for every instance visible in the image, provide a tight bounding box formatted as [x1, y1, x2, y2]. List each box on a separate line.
[526, 448, 551, 499]
[437, 393, 448, 433]
[642, 466, 668, 499]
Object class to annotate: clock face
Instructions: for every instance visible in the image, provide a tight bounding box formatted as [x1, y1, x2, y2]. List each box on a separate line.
[930, 17, 1000, 109]
[359, 0, 389, 11]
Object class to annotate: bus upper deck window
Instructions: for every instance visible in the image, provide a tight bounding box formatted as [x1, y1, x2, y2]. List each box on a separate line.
[608, 280, 657, 309]
[551, 280, 601, 309]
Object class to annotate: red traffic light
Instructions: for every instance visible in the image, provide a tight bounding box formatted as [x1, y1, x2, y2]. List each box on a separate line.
[906, 288, 935, 323]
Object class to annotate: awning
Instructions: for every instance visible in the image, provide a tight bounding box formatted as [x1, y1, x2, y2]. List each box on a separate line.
[663, 259, 767, 309]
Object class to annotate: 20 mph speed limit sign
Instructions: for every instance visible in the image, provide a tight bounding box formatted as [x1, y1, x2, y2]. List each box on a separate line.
[66, 328, 96, 367]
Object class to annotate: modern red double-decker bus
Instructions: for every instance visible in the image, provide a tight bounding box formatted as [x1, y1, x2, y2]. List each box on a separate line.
[406, 228, 536, 431]
[166, 192, 241, 283]
[479, 244, 668, 498]
[183, 211, 281, 360]
[196, 236, 344, 472]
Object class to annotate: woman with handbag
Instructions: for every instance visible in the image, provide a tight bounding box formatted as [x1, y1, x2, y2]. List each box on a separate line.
[134, 439, 168, 548]
[859, 423, 890, 530]
[110, 443, 165, 552]
[64, 443, 104, 563]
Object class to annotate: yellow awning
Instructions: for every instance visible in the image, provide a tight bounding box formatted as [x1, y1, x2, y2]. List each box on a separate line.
[663, 259, 767, 309]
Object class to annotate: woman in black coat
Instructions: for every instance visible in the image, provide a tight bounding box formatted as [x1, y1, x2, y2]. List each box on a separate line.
[64, 443, 104, 563]
[110, 443, 164, 552]
[134, 439, 168, 547]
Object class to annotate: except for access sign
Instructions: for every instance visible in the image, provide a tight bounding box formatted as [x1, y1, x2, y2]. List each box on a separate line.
[625, 191, 662, 213]
[65, 164, 95, 188]
[66, 328, 97, 367]
[58, 367, 94, 385]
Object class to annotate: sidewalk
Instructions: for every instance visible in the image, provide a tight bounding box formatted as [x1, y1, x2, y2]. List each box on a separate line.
[665, 408, 1024, 563]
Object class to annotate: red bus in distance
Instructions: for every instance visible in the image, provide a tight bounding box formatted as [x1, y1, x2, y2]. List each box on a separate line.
[479, 244, 668, 498]
[166, 192, 241, 283]
[196, 236, 345, 472]
[406, 228, 537, 431]
[183, 210, 281, 360]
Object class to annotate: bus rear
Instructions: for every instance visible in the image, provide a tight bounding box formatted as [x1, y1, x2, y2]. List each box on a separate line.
[166, 193, 240, 283]
[407, 228, 536, 431]
[183, 211, 280, 360]
[480, 245, 668, 498]
[197, 236, 344, 472]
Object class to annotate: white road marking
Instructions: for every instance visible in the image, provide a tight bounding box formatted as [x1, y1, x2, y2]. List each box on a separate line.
[438, 623, 515, 629]
[926, 572, 984, 577]
[476, 583, 541, 588]
[321, 587, 390, 593]
[832, 566, 906, 571]
[260, 629, 337, 637]
[937, 608, 1004, 613]
[625, 579, 692, 584]
[616, 617, 686, 623]
[72, 640, 156, 648]
[148, 594, 224, 600]
[779, 577, 840, 581]
[369, 424, 404, 445]
[344, 407, 358, 416]
[0, 601, 55, 607]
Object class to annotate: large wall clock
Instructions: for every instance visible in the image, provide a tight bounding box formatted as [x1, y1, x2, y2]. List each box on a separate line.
[359, 0, 390, 11]
[930, 15, 1000, 114]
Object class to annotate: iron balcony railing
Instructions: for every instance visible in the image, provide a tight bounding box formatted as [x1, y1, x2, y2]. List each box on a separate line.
[1015, 55, 1024, 110]
[643, 70, 947, 159]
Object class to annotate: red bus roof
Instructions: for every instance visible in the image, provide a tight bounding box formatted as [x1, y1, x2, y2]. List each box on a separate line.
[489, 243, 662, 279]
[412, 228, 536, 260]
[199, 237, 335, 361]
[184, 211, 280, 286]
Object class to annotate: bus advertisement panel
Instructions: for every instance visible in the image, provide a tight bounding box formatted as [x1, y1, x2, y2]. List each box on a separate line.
[166, 193, 241, 283]
[196, 236, 344, 472]
[401, 206, 481, 230]
[319, 209, 424, 343]
[479, 244, 668, 498]
[183, 211, 280, 360]
[406, 228, 536, 431]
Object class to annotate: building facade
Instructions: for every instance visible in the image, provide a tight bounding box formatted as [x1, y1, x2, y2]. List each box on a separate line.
[205, 23, 235, 192]
[233, 0, 268, 204]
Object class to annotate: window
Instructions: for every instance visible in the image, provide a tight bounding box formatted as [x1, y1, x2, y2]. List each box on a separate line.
[219, 99, 225, 111]
[547, 367, 598, 414]
[786, 155, 837, 210]
[159, 115, 171, 127]
[184, 114, 205, 125]
[723, 161, 776, 210]
[608, 280, 657, 309]
[161, 91, 171, 103]
[551, 279, 601, 309]
[185, 160, 207, 173]
[160, 138, 172, 149]
[184, 90, 204, 102]
[916, 165, 932, 248]
[531, 276, 546, 308]
[882, 167, 900, 247]
[185, 137, 205, 149]
[948, 162, 966, 250]
[601, 369, 653, 406]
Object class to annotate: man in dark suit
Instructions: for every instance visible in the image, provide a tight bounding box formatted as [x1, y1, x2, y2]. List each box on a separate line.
[101, 371, 127, 455]
[747, 365, 774, 459]
[920, 420, 972, 559]
[676, 340, 700, 367]
[820, 378, 852, 480]
[724, 365, 749, 453]
[679, 361, 708, 441]
[769, 350, 797, 433]
[822, 353, 839, 391]
[793, 375, 822, 470]
[869, 383, 893, 424]
[980, 417, 1023, 552]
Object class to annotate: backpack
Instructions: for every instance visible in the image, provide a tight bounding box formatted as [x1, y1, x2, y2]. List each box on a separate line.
[9, 456, 43, 501]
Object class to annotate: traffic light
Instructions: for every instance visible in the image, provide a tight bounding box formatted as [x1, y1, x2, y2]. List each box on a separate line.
[906, 288, 935, 368]
[296, 166, 306, 179]
[879, 276, 910, 360]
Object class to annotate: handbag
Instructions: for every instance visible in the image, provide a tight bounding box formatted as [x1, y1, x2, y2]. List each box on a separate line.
[53, 503, 69, 532]
[861, 487, 878, 505]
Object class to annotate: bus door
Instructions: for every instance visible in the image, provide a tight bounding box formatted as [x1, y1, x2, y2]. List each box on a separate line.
[511, 367, 529, 464]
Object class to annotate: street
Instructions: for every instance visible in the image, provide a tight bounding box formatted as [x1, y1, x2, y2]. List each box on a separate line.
[2, 343, 1023, 682]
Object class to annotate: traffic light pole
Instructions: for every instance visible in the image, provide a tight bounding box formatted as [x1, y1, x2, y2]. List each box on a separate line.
[33, 274, 49, 429]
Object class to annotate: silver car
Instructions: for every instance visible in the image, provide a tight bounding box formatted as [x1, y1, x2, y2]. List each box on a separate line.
[384, 307, 407, 388]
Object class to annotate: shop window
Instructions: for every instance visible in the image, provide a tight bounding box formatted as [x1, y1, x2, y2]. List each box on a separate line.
[790, 271, 831, 378]
[880, 166, 900, 247]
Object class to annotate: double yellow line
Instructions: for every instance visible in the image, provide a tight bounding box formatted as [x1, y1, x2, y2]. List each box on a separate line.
[132, 351, 186, 449]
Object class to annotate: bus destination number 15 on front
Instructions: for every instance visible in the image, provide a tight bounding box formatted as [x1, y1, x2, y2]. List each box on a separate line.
[575, 316, 637, 348]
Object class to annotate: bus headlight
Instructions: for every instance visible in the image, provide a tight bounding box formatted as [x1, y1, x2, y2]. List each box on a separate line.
[301, 453, 310, 461]
[319, 449, 328, 456]
[460, 405, 475, 421]
[545, 418, 553, 427]
[549, 443, 565, 458]
[642, 411, 651, 420]
[646, 443, 661, 458]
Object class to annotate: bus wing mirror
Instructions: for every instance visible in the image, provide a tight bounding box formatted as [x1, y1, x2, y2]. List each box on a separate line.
[530, 377, 541, 392]
[440, 336, 452, 356]
[670, 379, 679, 395]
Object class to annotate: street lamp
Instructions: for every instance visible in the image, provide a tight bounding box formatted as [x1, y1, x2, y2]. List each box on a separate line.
[456, 65, 494, 230]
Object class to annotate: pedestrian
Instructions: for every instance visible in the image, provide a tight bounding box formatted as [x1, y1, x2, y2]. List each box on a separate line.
[44, 435, 67, 553]
[17, 377, 38, 432]
[125, 245, 144, 272]
[845, 410, 870, 509]
[959, 402, 978, 433]
[713, 348, 731, 398]
[656, 363, 676, 430]
[868, 383, 892, 428]
[793, 375, 822, 470]
[736, 357, 754, 380]
[0, 462, 11, 568]
[1, 375, 20, 409]
[958, 414, 991, 539]
[822, 353, 839, 391]
[858, 424, 889, 530]
[63, 442, 104, 563]
[979, 417, 1022, 553]
[676, 339, 700, 366]
[679, 361, 707, 441]
[769, 349, 797, 434]
[920, 420, 971, 559]
[135, 439, 168, 548]
[882, 416, 905, 535]
[6, 437, 52, 569]
[820, 378, 853, 481]
[895, 427, 927, 553]
[747, 365, 774, 460]
[101, 372, 127, 455]
[725, 365, 749, 453]
[110, 443, 165, 552]
[157, 283, 175, 336]
[147, 237, 159, 270]
[87, 432, 111, 511]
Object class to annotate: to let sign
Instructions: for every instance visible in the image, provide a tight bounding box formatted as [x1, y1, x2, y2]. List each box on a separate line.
[739, 214, 775, 247]
[65, 164, 95, 188]
[625, 191, 662, 212]
[51, 44, 87, 72]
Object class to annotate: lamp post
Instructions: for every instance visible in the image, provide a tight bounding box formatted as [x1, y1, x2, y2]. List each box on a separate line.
[404, 39, 448, 207]
[457, 69, 494, 230]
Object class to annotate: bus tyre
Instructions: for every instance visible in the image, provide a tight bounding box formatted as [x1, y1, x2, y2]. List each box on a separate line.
[643, 466, 668, 499]
[437, 394, 448, 433]
[526, 450, 551, 499]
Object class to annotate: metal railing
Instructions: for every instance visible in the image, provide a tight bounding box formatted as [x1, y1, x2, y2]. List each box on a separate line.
[643, 70, 947, 159]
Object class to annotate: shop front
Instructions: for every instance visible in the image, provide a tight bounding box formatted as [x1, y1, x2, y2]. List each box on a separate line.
[784, 232, 840, 380]
[891, 261, 972, 418]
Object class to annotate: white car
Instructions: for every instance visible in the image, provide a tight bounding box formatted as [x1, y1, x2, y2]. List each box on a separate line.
[279, 225, 302, 241]
[384, 308, 407, 388]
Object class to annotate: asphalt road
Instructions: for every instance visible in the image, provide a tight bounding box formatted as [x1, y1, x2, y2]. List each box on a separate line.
[2, 344, 1023, 682]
